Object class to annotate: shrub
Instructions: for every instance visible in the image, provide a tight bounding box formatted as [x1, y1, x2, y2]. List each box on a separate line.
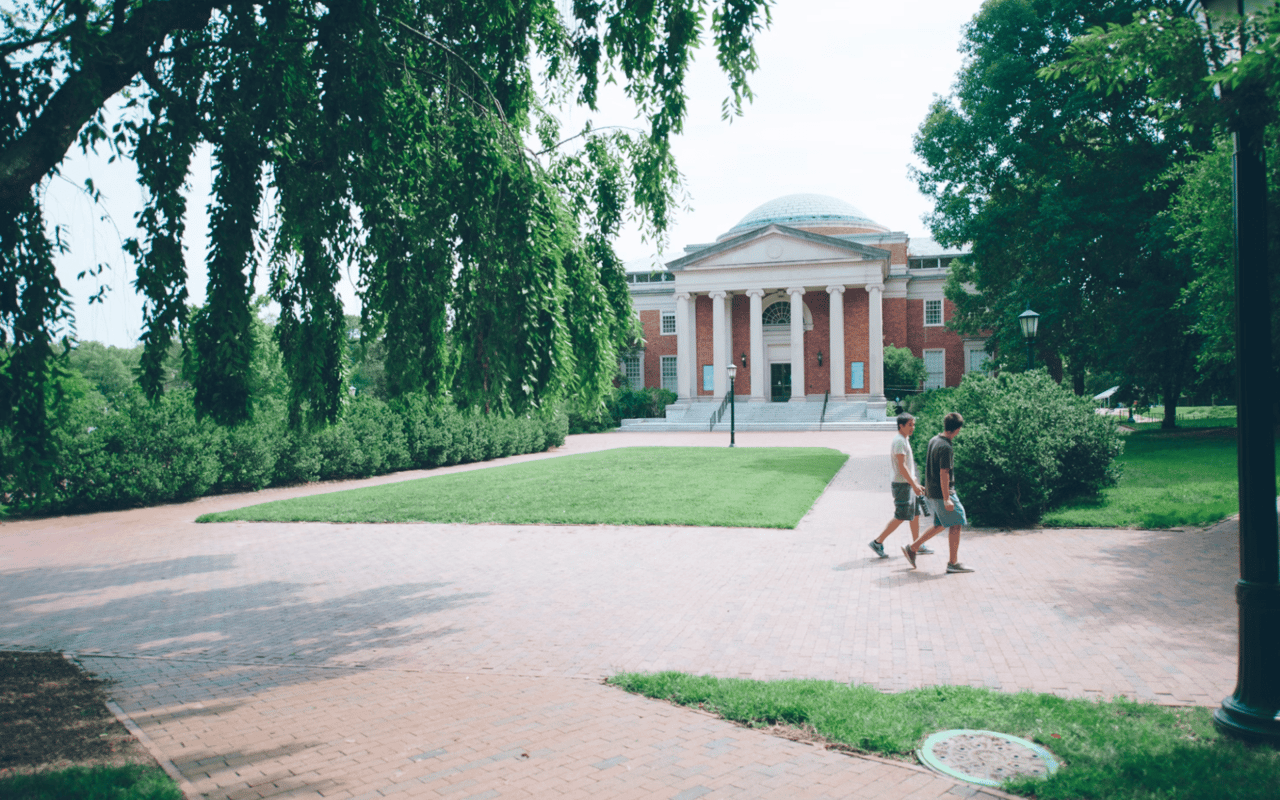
[911, 371, 1123, 527]
[214, 397, 286, 493]
[884, 345, 927, 398]
[1, 383, 566, 516]
[6, 388, 225, 514]
[612, 386, 677, 422]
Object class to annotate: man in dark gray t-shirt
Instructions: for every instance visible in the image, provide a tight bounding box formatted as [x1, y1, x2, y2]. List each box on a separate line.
[902, 412, 974, 574]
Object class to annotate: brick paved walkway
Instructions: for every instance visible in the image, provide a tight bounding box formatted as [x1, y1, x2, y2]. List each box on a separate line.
[0, 431, 1239, 799]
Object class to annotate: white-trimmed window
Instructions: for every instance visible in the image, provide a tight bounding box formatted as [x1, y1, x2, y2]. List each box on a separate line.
[661, 311, 676, 335]
[622, 354, 642, 388]
[966, 347, 992, 376]
[923, 349, 946, 390]
[924, 299, 943, 327]
[762, 301, 790, 326]
[660, 356, 678, 393]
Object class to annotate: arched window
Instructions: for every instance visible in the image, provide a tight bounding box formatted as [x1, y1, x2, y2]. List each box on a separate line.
[762, 301, 790, 326]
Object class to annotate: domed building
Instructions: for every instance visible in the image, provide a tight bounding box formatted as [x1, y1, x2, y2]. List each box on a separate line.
[625, 193, 987, 414]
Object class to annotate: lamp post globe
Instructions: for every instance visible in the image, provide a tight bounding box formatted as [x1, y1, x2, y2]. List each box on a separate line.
[1018, 308, 1040, 370]
[726, 363, 737, 448]
[1188, 0, 1280, 745]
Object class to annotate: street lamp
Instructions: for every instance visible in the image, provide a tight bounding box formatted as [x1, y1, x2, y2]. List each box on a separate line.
[1018, 307, 1040, 370]
[1187, 0, 1280, 744]
[726, 362, 737, 448]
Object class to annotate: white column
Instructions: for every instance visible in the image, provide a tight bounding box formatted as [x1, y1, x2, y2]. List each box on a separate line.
[866, 283, 885, 401]
[675, 292, 692, 400]
[788, 287, 806, 401]
[710, 290, 727, 398]
[746, 289, 766, 401]
[827, 285, 846, 399]
[723, 292, 735, 390]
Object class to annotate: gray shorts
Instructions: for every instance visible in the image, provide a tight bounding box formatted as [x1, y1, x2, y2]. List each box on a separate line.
[892, 483, 920, 521]
[927, 492, 967, 528]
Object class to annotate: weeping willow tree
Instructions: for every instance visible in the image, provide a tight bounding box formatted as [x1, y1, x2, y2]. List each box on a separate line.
[0, 0, 772, 476]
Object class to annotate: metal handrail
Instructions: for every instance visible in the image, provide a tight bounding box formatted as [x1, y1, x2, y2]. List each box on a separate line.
[710, 392, 731, 430]
[819, 390, 829, 427]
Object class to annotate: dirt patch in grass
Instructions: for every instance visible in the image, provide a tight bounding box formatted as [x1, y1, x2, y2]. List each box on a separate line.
[0, 651, 159, 779]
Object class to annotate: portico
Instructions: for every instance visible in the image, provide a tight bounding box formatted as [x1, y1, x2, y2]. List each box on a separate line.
[667, 223, 890, 404]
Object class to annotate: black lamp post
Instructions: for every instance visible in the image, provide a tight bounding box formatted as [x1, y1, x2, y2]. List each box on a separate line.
[1018, 307, 1040, 370]
[726, 362, 737, 448]
[1188, 0, 1280, 744]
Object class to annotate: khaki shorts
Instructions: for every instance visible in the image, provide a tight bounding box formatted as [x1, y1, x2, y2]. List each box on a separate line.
[891, 483, 920, 521]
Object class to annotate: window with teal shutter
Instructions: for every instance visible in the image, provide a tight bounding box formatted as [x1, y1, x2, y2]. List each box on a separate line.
[851, 362, 864, 389]
[703, 365, 713, 391]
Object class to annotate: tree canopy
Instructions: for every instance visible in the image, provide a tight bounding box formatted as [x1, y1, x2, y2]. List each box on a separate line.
[1046, 2, 1280, 414]
[912, 0, 1210, 422]
[1, 0, 772, 471]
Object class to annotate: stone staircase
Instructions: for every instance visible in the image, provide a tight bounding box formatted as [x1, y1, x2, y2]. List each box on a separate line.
[618, 397, 896, 431]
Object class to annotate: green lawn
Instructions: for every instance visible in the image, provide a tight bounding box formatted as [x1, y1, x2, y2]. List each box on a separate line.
[609, 673, 1280, 800]
[1043, 427, 1279, 529]
[198, 447, 848, 528]
[0, 765, 182, 800]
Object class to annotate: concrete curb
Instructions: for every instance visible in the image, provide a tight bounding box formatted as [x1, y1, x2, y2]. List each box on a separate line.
[62, 652, 200, 800]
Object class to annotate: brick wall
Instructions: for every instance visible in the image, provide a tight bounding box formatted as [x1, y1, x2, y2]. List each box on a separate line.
[638, 309, 677, 390]
[842, 289, 870, 395]
[883, 297, 966, 387]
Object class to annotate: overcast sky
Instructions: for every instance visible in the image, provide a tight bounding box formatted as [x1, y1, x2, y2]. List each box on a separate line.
[49, 0, 987, 348]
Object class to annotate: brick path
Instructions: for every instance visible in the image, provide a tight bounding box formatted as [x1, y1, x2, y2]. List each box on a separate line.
[0, 431, 1239, 799]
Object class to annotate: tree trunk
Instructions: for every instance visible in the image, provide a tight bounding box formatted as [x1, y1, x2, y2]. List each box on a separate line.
[0, 1, 219, 209]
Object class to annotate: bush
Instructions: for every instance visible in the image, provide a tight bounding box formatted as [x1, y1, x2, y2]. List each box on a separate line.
[911, 371, 1123, 527]
[3, 388, 224, 514]
[214, 397, 286, 493]
[1, 385, 567, 517]
[612, 386, 677, 422]
[884, 345, 927, 398]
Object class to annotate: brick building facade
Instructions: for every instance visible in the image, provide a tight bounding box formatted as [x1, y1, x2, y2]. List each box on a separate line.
[626, 194, 985, 404]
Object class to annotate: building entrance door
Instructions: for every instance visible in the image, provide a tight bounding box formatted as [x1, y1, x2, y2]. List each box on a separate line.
[770, 363, 791, 402]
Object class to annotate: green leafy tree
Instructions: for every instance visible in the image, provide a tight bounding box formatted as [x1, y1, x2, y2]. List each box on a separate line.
[67, 341, 139, 397]
[1047, 4, 1280, 417]
[0, 0, 773, 480]
[912, 0, 1209, 427]
[883, 344, 927, 398]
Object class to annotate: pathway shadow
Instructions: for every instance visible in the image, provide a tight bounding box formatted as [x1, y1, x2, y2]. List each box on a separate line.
[1, 552, 489, 699]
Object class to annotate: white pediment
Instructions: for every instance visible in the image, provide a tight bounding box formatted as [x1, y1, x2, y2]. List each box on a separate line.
[668, 225, 889, 272]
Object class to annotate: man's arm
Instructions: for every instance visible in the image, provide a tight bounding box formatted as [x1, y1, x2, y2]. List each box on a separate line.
[894, 453, 924, 494]
[940, 467, 953, 509]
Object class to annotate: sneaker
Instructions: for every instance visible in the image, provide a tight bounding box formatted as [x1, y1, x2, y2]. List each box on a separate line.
[869, 540, 888, 559]
[915, 544, 934, 555]
[946, 562, 975, 574]
[901, 544, 917, 568]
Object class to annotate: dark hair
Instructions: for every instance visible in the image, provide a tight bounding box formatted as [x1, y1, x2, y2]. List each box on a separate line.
[896, 413, 915, 430]
[944, 411, 965, 432]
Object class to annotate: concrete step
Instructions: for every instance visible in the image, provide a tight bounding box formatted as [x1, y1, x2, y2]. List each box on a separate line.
[620, 398, 895, 432]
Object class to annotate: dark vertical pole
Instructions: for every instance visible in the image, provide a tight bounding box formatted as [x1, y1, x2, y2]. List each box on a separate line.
[1213, 103, 1280, 743]
[729, 376, 736, 448]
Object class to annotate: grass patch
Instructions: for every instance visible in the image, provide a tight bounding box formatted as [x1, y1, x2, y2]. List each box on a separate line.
[199, 447, 849, 528]
[0, 765, 181, 800]
[1043, 428, 1280, 529]
[608, 672, 1280, 800]
[1128, 405, 1238, 432]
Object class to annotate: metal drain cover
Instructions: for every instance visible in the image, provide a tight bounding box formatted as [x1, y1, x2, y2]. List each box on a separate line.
[916, 729, 1059, 788]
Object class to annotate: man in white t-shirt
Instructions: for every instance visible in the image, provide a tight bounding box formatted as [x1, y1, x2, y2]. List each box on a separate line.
[868, 413, 932, 558]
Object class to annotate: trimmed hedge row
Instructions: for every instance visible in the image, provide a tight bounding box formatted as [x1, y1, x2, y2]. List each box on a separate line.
[1, 389, 568, 516]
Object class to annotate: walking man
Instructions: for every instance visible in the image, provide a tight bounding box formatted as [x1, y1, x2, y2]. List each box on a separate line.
[869, 413, 932, 558]
[902, 412, 974, 574]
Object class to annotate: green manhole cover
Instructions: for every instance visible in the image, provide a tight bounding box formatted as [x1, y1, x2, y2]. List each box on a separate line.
[917, 729, 1060, 788]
